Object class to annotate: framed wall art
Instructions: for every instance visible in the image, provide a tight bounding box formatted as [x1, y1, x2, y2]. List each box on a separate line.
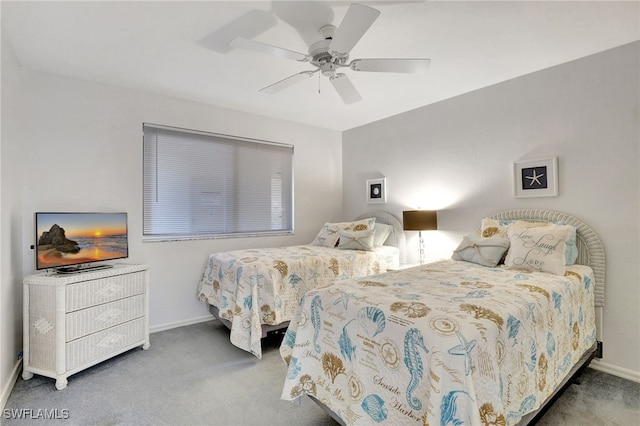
[366, 177, 387, 204]
[513, 157, 558, 198]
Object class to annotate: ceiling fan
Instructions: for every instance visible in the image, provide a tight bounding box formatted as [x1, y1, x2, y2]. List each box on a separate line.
[229, 3, 431, 104]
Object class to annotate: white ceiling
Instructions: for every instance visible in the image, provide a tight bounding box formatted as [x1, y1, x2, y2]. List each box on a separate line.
[3, 1, 639, 131]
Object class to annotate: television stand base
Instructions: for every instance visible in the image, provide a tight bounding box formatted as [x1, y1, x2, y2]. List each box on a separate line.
[55, 264, 113, 274]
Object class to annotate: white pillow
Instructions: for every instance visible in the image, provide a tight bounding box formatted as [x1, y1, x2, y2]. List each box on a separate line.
[504, 223, 572, 275]
[310, 218, 376, 247]
[481, 218, 578, 265]
[452, 234, 510, 267]
[372, 223, 393, 247]
[338, 229, 375, 251]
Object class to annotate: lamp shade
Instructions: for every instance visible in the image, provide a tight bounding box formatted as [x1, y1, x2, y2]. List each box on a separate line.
[403, 210, 438, 231]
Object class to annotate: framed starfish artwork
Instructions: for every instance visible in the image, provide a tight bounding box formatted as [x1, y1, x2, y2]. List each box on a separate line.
[513, 157, 558, 198]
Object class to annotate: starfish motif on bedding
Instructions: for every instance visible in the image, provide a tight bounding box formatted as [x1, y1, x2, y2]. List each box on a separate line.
[333, 291, 363, 309]
[448, 331, 477, 375]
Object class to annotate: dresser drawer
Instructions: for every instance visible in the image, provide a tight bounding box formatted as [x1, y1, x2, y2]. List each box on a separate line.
[65, 271, 146, 311]
[65, 295, 145, 341]
[66, 317, 146, 371]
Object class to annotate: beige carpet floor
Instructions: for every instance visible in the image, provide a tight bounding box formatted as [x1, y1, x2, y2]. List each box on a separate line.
[4, 320, 639, 425]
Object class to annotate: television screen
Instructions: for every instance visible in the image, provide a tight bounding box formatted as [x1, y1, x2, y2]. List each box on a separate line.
[35, 212, 128, 271]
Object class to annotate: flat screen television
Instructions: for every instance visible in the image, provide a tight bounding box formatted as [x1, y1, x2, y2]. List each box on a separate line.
[35, 212, 128, 273]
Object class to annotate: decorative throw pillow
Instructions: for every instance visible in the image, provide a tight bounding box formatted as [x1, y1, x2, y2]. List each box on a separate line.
[504, 223, 572, 275]
[310, 218, 376, 247]
[451, 234, 510, 267]
[338, 229, 375, 251]
[372, 223, 393, 247]
[481, 218, 578, 265]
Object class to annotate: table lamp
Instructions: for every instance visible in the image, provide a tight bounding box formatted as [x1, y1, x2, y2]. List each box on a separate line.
[403, 210, 438, 265]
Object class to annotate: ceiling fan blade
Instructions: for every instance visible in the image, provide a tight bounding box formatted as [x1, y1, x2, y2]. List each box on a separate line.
[350, 58, 431, 74]
[260, 71, 316, 94]
[230, 37, 311, 62]
[330, 73, 362, 104]
[330, 3, 380, 56]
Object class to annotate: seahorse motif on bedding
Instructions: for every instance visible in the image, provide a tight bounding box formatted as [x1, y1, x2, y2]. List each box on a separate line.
[338, 320, 356, 361]
[310, 294, 324, 353]
[235, 266, 243, 287]
[206, 258, 215, 282]
[403, 328, 429, 410]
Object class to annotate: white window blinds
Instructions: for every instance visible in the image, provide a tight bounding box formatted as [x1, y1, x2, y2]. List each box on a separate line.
[143, 124, 294, 240]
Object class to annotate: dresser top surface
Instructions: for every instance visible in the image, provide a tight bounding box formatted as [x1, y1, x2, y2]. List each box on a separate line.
[24, 264, 149, 285]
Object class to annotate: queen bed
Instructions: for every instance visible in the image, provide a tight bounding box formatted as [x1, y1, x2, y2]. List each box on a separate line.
[197, 211, 406, 358]
[280, 209, 605, 425]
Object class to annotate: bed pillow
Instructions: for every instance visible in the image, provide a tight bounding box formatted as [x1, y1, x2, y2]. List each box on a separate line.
[504, 223, 572, 275]
[338, 229, 375, 251]
[372, 223, 393, 247]
[481, 218, 578, 265]
[451, 234, 510, 267]
[310, 217, 376, 247]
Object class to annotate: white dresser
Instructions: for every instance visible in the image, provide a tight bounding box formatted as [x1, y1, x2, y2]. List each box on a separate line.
[22, 264, 150, 390]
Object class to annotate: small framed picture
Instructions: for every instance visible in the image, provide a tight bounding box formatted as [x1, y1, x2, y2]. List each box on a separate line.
[366, 178, 387, 204]
[513, 157, 558, 198]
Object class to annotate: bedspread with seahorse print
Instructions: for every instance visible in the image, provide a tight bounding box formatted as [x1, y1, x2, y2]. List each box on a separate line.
[197, 244, 399, 358]
[280, 260, 596, 425]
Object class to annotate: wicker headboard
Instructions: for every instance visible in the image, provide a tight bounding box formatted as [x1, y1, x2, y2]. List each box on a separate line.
[356, 211, 406, 266]
[483, 209, 605, 308]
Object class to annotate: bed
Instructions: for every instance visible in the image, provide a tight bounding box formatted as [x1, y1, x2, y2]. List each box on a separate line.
[197, 211, 406, 358]
[280, 209, 605, 425]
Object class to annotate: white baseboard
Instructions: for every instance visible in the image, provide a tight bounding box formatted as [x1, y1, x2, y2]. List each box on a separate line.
[1, 359, 22, 411]
[149, 315, 214, 334]
[590, 359, 640, 383]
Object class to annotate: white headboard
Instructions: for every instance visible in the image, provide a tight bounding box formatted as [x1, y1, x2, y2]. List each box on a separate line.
[356, 211, 406, 266]
[483, 209, 605, 307]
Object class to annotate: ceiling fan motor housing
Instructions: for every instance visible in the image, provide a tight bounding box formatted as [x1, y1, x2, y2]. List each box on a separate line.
[309, 25, 348, 71]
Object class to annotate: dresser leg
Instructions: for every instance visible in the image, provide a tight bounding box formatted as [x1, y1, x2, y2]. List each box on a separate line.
[142, 341, 150, 350]
[55, 378, 68, 390]
[22, 370, 33, 381]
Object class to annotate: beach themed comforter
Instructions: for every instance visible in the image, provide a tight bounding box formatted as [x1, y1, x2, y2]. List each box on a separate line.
[197, 244, 399, 358]
[280, 259, 596, 425]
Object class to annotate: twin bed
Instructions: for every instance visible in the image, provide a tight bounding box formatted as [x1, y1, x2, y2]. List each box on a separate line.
[197, 211, 406, 358]
[197, 208, 604, 425]
[279, 209, 604, 425]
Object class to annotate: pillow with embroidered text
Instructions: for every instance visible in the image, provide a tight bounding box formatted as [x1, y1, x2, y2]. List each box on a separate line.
[504, 223, 573, 274]
[481, 217, 578, 265]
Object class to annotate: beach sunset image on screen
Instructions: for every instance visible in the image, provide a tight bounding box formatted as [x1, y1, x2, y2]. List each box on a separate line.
[36, 212, 128, 270]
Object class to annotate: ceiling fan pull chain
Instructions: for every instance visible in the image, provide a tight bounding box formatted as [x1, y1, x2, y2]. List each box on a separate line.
[318, 72, 321, 94]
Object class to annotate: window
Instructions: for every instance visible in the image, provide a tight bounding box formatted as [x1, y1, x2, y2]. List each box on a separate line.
[143, 124, 294, 241]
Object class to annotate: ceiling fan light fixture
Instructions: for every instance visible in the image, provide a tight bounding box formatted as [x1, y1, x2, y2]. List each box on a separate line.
[320, 62, 338, 77]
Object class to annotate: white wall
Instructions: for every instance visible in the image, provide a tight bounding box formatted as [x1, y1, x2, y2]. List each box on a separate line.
[1, 35, 342, 401]
[1, 26, 26, 409]
[343, 42, 639, 379]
